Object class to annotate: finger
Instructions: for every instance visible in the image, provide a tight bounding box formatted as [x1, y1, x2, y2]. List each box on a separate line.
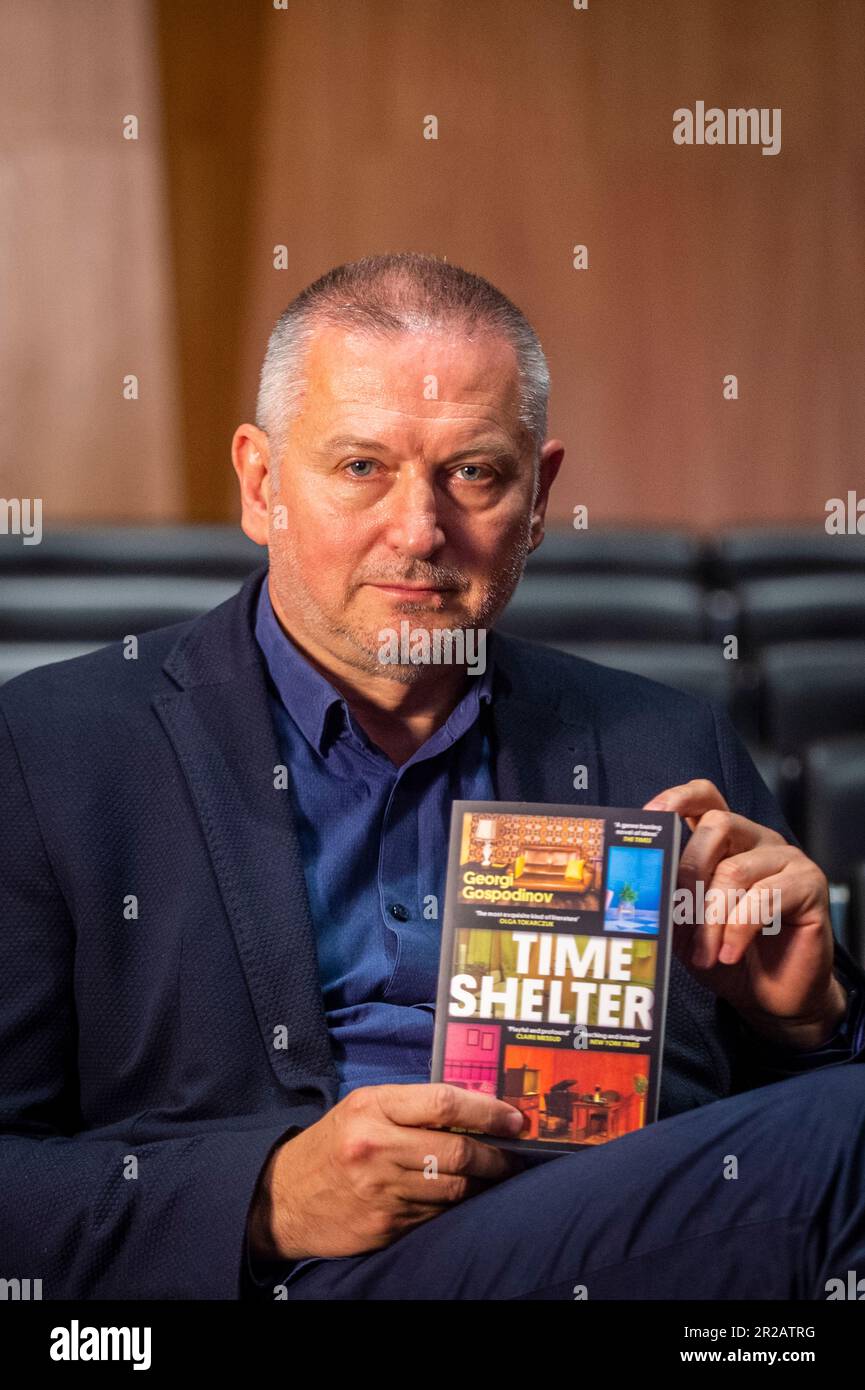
[644, 778, 729, 830]
[374, 1081, 524, 1139]
[692, 839, 806, 973]
[720, 857, 829, 965]
[678, 810, 787, 897]
[685, 845, 794, 969]
[385, 1167, 516, 1218]
[397, 1129, 526, 1190]
[372, 1128, 525, 1215]
[716, 884, 785, 966]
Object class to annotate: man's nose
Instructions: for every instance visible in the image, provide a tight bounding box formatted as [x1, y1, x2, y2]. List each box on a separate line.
[382, 474, 446, 557]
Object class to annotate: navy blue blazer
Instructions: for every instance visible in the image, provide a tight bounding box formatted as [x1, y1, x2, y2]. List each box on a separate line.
[1, 567, 863, 1299]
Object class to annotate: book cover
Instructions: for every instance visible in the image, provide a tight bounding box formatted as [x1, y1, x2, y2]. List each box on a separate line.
[431, 800, 681, 1154]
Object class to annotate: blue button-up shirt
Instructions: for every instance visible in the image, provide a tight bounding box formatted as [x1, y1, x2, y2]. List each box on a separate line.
[254, 574, 496, 1097]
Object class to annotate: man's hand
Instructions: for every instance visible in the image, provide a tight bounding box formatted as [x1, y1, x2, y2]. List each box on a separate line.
[247, 1083, 527, 1264]
[644, 780, 847, 1050]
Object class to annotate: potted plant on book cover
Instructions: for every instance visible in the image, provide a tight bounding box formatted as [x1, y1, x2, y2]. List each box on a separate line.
[617, 882, 637, 920]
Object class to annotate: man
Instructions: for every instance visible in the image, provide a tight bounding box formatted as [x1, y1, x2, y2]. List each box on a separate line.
[1, 253, 863, 1301]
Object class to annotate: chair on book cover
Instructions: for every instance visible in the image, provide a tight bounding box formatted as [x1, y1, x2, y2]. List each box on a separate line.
[539, 1086, 577, 1138]
[504, 1064, 540, 1098]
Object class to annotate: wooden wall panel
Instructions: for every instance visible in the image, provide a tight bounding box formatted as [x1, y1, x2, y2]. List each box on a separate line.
[153, 0, 268, 519]
[0, 0, 183, 522]
[4, 1, 863, 529]
[230, 0, 865, 530]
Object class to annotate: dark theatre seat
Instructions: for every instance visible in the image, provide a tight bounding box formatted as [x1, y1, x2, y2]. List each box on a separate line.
[710, 526, 865, 584]
[849, 861, 865, 972]
[496, 575, 707, 643]
[757, 642, 865, 754]
[0, 642, 105, 686]
[0, 576, 241, 642]
[0, 525, 264, 578]
[735, 574, 865, 648]
[803, 737, 865, 883]
[524, 527, 704, 578]
[550, 641, 735, 710]
[803, 737, 865, 955]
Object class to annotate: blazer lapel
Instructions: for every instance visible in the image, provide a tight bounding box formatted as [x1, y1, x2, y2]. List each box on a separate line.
[153, 569, 337, 1102]
[489, 631, 603, 807]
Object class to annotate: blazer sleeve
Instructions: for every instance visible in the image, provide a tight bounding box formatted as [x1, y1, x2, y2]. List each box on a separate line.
[707, 703, 865, 1090]
[0, 705, 296, 1300]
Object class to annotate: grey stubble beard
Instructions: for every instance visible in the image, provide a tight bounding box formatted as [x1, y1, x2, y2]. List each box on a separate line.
[268, 513, 533, 685]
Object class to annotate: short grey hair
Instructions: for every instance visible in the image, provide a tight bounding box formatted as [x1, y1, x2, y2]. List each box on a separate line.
[255, 252, 550, 482]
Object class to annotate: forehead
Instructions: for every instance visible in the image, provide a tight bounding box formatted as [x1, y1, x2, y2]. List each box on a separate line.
[297, 324, 525, 446]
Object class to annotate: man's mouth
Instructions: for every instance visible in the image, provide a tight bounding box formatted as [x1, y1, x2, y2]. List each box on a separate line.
[368, 582, 454, 595]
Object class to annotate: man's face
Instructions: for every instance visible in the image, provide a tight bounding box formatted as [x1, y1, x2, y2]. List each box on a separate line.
[244, 324, 560, 680]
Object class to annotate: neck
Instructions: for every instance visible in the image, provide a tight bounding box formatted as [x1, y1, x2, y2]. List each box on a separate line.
[268, 585, 474, 766]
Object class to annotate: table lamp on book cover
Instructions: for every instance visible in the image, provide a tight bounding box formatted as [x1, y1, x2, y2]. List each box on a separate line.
[476, 817, 497, 867]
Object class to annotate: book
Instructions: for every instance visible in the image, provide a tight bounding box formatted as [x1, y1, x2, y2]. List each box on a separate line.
[431, 800, 681, 1154]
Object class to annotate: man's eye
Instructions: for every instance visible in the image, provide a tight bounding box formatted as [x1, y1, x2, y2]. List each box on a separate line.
[342, 459, 492, 483]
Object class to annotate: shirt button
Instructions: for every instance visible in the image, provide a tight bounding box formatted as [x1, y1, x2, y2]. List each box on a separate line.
[389, 903, 410, 922]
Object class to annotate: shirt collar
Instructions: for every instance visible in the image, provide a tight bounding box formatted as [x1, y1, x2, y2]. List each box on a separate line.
[253, 573, 494, 758]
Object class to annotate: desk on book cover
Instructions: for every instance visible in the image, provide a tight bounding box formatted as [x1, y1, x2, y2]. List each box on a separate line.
[570, 1097, 627, 1142]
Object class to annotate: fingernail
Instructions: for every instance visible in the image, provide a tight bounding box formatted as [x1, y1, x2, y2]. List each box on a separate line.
[719, 943, 738, 965]
[506, 1110, 525, 1134]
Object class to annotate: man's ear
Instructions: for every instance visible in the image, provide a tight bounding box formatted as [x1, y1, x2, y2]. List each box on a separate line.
[231, 424, 272, 546]
[528, 439, 565, 554]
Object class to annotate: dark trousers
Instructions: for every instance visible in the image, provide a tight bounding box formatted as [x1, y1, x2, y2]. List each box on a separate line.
[281, 1064, 865, 1299]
